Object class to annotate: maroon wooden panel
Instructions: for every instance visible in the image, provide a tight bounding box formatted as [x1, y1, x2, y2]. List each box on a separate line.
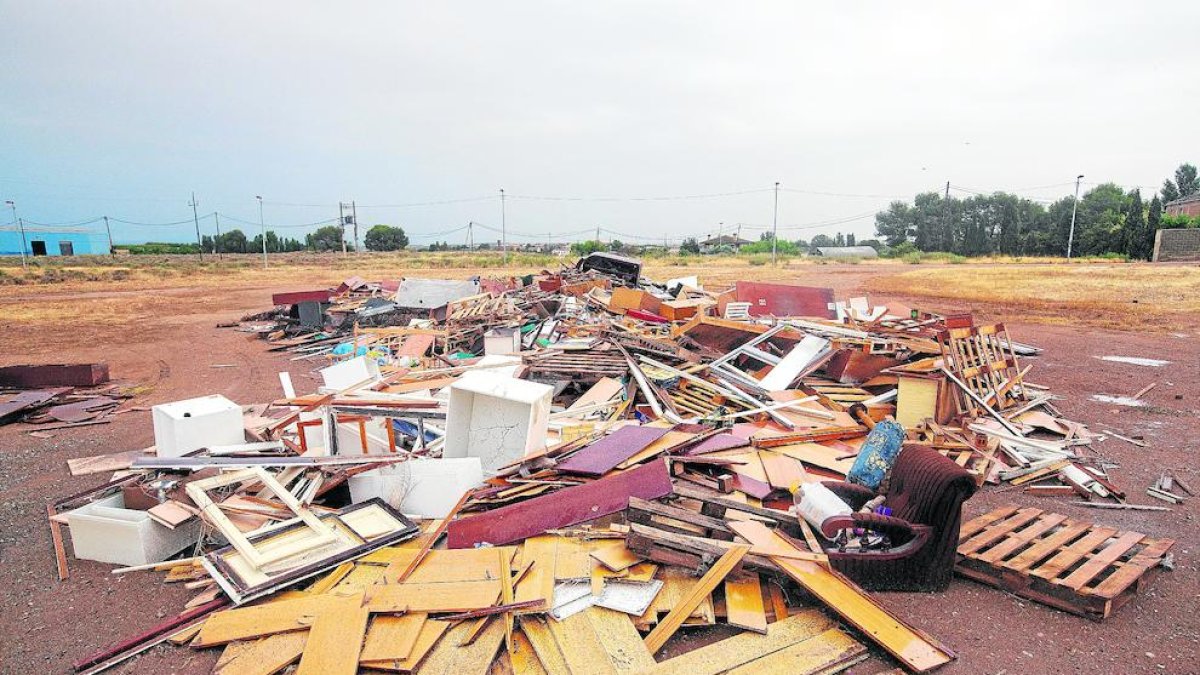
[0, 387, 71, 422]
[271, 289, 333, 306]
[0, 363, 109, 388]
[446, 460, 674, 549]
[555, 426, 671, 476]
[734, 282, 835, 318]
[681, 432, 752, 456]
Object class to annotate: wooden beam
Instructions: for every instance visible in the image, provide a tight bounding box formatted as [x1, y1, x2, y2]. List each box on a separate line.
[643, 544, 750, 654]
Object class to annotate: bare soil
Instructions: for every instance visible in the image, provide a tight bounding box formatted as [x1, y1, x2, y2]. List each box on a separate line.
[1, 266, 1197, 675]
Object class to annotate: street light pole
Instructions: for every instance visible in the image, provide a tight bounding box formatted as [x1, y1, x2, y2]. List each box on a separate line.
[1066, 174, 1084, 260]
[5, 201, 24, 269]
[771, 181, 780, 266]
[256, 196, 267, 268]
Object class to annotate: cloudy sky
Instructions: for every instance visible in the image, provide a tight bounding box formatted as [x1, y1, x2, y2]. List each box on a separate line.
[2, 2, 1197, 246]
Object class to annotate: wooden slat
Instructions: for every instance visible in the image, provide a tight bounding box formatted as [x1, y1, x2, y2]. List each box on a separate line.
[294, 591, 368, 675]
[515, 537, 558, 615]
[643, 544, 750, 654]
[359, 613, 427, 663]
[499, 547, 516, 653]
[520, 617, 571, 675]
[415, 614, 506, 675]
[196, 595, 333, 647]
[958, 507, 1043, 555]
[1002, 521, 1091, 572]
[509, 628, 550, 675]
[958, 505, 1020, 540]
[1058, 531, 1147, 590]
[360, 619, 449, 671]
[547, 610, 619, 675]
[214, 632, 307, 675]
[1029, 527, 1118, 581]
[758, 451, 809, 490]
[591, 540, 644, 572]
[646, 609, 836, 675]
[1090, 538, 1175, 599]
[725, 574, 768, 633]
[975, 513, 1068, 564]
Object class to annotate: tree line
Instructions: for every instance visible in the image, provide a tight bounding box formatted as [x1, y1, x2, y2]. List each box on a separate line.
[198, 224, 410, 254]
[874, 163, 1199, 259]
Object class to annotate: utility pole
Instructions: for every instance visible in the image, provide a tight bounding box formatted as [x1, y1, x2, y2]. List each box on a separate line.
[338, 202, 347, 257]
[736, 223, 742, 251]
[467, 221, 474, 250]
[771, 181, 780, 265]
[103, 216, 114, 257]
[351, 201, 359, 254]
[939, 181, 951, 250]
[190, 192, 204, 262]
[8, 201, 26, 268]
[500, 188, 507, 265]
[213, 212, 223, 259]
[256, 196, 267, 268]
[1066, 174, 1084, 260]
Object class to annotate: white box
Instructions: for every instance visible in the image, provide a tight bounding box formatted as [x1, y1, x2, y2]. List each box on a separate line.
[348, 458, 484, 518]
[444, 372, 553, 474]
[67, 493, 202, 566]
[151, 394, 244, 458]
[320, 356, 381, 391]
[484, 327, 521, 356]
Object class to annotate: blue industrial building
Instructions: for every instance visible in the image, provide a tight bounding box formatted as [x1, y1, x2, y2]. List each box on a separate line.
[0, 227, 101, 256]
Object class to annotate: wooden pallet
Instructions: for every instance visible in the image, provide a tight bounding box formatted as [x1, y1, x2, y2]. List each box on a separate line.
[956, 505, 1174, 621]
[937, 323, 1028, 416]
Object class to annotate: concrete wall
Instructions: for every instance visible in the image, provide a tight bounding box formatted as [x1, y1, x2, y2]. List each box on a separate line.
[1152, 228, 1200, 262]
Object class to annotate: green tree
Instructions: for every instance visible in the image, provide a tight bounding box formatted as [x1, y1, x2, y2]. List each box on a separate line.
[679, 237, 701, 255]
[1122, 190, 1152, 260]
[1160, 163, 1199, 204]
[874, 201, 914, 246]
[364, 225, 409, 251]
[218, 229, 248, 253]
[1075, 184, 1131, 256]
[810, 234, 836, 248]
[570, 239, 606, 255]
[310, 225, 347, 251]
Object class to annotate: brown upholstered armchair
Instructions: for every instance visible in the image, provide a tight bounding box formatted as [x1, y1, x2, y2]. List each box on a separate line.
[818, 444, 976, 591]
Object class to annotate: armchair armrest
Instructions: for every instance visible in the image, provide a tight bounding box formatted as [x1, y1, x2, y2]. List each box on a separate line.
[820, 481, 876, 511]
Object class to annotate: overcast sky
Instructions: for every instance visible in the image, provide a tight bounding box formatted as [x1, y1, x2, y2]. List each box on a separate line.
[2, 2, 1197, 246]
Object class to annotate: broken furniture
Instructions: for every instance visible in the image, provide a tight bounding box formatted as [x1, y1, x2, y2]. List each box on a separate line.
[151, 394, 244, 458]
[957, 505, 1175, 620]
[443, 371, 553, 474]
[67, 492, 201, 566]
[821, 444, 977, 591]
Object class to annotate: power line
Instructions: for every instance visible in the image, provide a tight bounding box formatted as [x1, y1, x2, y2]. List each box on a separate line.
[506, 188, 773, 202]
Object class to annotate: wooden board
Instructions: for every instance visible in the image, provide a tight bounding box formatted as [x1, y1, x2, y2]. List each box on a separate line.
[648, 609, 839, 675]
[723, 627, 867, 675]
[196, 595, 334, 646]
[360, 613, 427, 663]
[729, 520, 953, 672]
[514, 536, 559, 615]
[957, 506, 1175, 621]
[644, 544, 750, 654]
[724, 574, 768, 633]
[415, 614, 506, 675]
[294, 590, 369, 675]
[364, 579, 501, 612]
[586, 607, 656, 672]
[547, 610, 619, 675]
[213, 632, 308, 675]
[591, 540, 644, 572]
[360, 619, 450, 671]
[66, 449, 144, 476]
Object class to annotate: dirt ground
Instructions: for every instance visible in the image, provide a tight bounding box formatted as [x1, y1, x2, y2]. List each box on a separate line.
[1, 260, 1197, 674]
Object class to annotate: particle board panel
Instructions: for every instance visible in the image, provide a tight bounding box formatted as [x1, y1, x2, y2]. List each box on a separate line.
[520, 617, 572, 675]
[360, 613, 428, 663]
[556, 425, 672, 476]
[730, 520, 953, 672]
[723, 626, 867, 675]
[364, 579, 502, 613]
[617, 430, 697, 469]
[294, 590, 369, 675]
[514, 536, 558, 615]
[547, 610, 619, 675]
[636, 566, 716, 630]
[591, 540, 645, 572]
[758, 451, 810, 490]
[647, 609, 836, 675]
[586, 607, 657, 672]
[509, 628, 549, 675]
[768, 442, 856, 477]
[195, 595, 335, 647]
[360, 619, 451, 672]
[414, 614, 506, 675]
[382, 547, 518, 584]
[213, 631, 308, 675]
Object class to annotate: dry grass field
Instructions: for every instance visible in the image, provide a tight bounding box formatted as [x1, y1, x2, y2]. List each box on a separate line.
[0, 252, 1198, 341]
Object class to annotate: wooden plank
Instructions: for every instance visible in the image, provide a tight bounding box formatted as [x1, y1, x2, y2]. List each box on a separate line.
[515, 536, 558, 615]
[383, 547, 517, 584]
[547, 610, 619, 675]
[975, 513, 1068, 564]
[360, 619, 449, 671]
[556, 426, 672, 476]
[647, 609, 836, 675]
[359, 613, 427, 663]
[725, 574, 768, 633]
[520, 616, 572, 675]
[67, 449, 144, 476]
[730, 520, 953, 672]
[1090, 538, 1175, 599]
[509, 628, 549, 675]
[724, 627, 867, 675]
[364, 579, 501, 612]
[586, 607, 656, 673]
[958, 507, 1043, 555]
[195, 595, 334, 647]
[636, 566, 715, 630]
[1029, 527, 1118, 581]
[47, 504, 69, 581]
[213, 632, 308, 675]
[293, 591, 368, 675]
[643, 544, 750, 654]
[1058, 531, 1147, 591]
[415, 613, 506, 675]
[499, 546, 516, 653]
[1003, 521, 1092, 573]
[758, 451, 809, 490]
[958, 505, 1020, 540]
